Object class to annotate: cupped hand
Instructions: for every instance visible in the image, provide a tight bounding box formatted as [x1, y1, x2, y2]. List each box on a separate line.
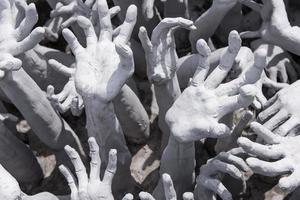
[138, 17, 196, 85]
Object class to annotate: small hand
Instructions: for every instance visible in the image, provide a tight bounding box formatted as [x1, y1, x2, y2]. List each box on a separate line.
[195, 149, 251, 200]
[138, 17, 196, 85]
[238, 122, 300, 194]
[258, 80, 300, 136]
[59, 137, 117, 200]
[47, 60, 84, 116]
[165, 31, 264, 142]
[50, 0, 120, 30]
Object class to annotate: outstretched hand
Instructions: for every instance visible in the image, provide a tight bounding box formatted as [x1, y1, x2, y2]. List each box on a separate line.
[62, 1, 136, 102]
[59, 137, 117, 200]
[0, 0, 44, 79]
[238, 122, 300, 195]
[166, 31, 264, 142]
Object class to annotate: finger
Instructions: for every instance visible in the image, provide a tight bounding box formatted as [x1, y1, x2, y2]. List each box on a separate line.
[183, 192, 194, 200]
[64, 145, 88, 191]
[216, 152, 251, 172]
[162, 173, 177, 200]
[246, 158, 290, 176]
[238, 0, 263, 12]
[48, 59, 74, 77]
[109, 5, 121, 18]
[115, 42, 134, 72]
[85, 0, 95, 8]
[239, 30, 260, 39]
[285, 61, 298, 83]
[255, 90, 267, 109]
[103, 149, 117, 184]
[268, 68, 277, 82]
[16, 3, 38, 40]
[14, 27, 45, 55]
[142, 0, 155, 20]
[88, 137, 101, 180]
[139, 192, 155, 200]
[279, 171, 300, 192]
[215, 49, 266, 96]
[190, 39, 211, 86]
[263, 109, 290, 131]
[257, 101, 281, 122]
[76, 16, 97, 51]
[218, 85, 256, 118]
[97, 0, 113, 41]
[210, 160, 243, 179]
[151, 17, 196, 45]
[114, 5, 137, 44]
[262, 77, 289, 91]
[278, 67, 288, 83]
[250, 122, 281, 144]
[61, 16, 78, 29]
[274, 117, 299, 136]
[138, 26, 153, 54]
[198, 176, 232, 200]
[205, 31, 241, 89]
[62, 28, 85, 57]
[0, 56, 22, 72]
[50, 3, 74, 18]
[237, 137, 283, 159]
[70, 97, 84, 116]
[209, 122, 231, 138]
[229, 111, 253, 144]
[58, 165, 78, 197]
[122, 193, 134, 200]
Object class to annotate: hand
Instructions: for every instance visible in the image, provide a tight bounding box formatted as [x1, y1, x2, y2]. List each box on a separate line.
[238, 122, 300, 194]
[252, 41, 298, 84]
[138, 17, 196, 85]
[239, 0, 290, 42]
[62, 1, 136, 102]
[0, 0, 44, 78]
[165, 31, 264, 142]
[47, 60, 84, 116]
[138, 173, 194, 200]
[195, 149, 251, 200]
[258, 80, 300, 136]
[50, 0, 120, 29]
[59, 137, 117, 200]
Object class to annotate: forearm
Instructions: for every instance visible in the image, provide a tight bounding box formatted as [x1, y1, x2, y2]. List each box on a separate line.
[189, 5, 232, 52]
[113, 85, 150, 143]
[153, 135, 195, 199]
[0, 69, 79, 150]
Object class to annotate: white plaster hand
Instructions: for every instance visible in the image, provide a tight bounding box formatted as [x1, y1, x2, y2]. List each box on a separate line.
[59, 137, 117, 200]
[238, 122, 300, 194]
[138, 17, 196, 85]
[194, 149, 251, 200]
[166, 31, 264, 142]
[62, 1, 136, 103]
[258, 80, 300, 136]
[0, 0, 44, 78]
[50, 0, 120, 29]
[47, 60, 84, 116]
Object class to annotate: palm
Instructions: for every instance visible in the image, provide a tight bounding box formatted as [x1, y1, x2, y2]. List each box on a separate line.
[165, 32, 264, 142]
